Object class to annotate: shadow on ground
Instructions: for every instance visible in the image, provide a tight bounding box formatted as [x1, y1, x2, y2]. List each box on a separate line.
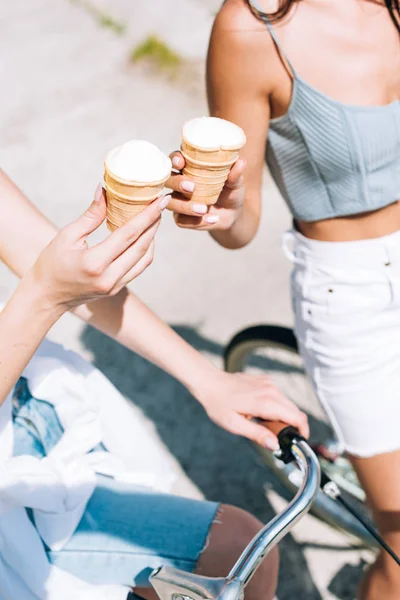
[81, 324, 360, 600]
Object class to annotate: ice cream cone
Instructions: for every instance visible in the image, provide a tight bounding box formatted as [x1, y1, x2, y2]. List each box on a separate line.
[104, 166, 168, 232]
[103, 141, 171, 231]
[181, 139, 241, 165]
[181, 117, 246, 206]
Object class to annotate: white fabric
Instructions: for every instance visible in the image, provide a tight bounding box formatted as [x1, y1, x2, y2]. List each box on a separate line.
[284, 228, 400, 457]
[0, 337, 179, 600]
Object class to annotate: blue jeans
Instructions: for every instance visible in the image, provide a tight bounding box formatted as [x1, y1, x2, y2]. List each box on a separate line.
[12, 378, 219, 589]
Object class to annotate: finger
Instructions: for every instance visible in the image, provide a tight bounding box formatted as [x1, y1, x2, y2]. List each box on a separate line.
[67, 185, 107, 239]
[118, 240, 156, 288]
[258, 384, 298, 409]
[108, 218, 160, 282]
[168, 195, 209, 217]
[173, 213, 205, 229]
[298, 412, 310, 439]
[225, 158, 246, 188]
[90, 195, 169, 267]
[251, 402, 310, 439]
[174, 212, 221, 230]
[166, 173, 196, 196]
[169, 151, 185, 171]
[229, 414, 280, 451]
[237, 374, 301, 409]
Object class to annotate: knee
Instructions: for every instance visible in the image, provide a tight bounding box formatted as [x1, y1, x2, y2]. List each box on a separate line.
[220, 505, 264, 552]
[235, 509, 279, 600]
[359, 552, 400, 600]
[216, 505, 279, 600]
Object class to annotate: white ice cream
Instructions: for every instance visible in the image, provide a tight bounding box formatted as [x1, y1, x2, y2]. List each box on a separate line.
[183, 117, 246, 151]
[105, 140, 172, 182]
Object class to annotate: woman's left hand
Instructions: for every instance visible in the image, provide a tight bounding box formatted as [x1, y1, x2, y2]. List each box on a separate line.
[167, 152, 247, 231]
[194, 371, 309, 451]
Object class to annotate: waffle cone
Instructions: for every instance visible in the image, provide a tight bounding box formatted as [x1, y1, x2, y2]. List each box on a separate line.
[181, 138, 241, 165]
[181, 137, 243, 206]
[104, 165, 168, 231]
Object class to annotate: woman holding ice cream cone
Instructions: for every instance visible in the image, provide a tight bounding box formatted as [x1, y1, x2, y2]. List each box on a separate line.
[168, 1, 400, 598]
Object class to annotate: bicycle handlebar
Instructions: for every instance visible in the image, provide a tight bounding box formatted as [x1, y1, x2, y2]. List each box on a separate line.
[227, 436, 320, 588]
[150, 425, 321, 600]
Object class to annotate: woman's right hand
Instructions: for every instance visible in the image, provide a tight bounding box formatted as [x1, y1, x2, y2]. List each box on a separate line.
[27, 185, 170, 313]
[193, 370, 309, 450]
[166, 151, 247, 231]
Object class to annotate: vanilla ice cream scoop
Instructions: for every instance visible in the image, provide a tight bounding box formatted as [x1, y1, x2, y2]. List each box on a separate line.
[182, 117, 246, 151]
[103, 139, 171, 232]
[180, 117, 246, 206]
[105, 140, 172, 183]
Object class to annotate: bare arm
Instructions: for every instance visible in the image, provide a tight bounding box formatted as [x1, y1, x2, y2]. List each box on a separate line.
[75, 291, 217, 393]
[0, 170, 308, 444]
[0, 170, 218, 394]
[0, 172, 65, 401]
[207, 1, 272, 248]
[0, 279, 63, 403]
[0, 181, 165, 405]
[167, 0, 275, 249]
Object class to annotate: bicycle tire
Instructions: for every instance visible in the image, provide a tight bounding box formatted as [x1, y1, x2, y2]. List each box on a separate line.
[224, 325, 376, 547]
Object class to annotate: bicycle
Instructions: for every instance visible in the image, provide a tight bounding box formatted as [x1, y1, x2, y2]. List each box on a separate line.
[224, 324, 375, 546]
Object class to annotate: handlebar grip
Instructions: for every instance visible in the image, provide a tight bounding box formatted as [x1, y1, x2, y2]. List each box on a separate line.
[264, 421, 293, 437]
[262, 421, 304, 464]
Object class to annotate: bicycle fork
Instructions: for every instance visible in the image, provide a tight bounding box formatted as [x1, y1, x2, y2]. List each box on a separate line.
[150, 432, 321, 600]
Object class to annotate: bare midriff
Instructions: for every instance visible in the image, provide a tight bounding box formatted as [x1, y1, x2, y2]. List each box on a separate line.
[296, 201, 400, 242]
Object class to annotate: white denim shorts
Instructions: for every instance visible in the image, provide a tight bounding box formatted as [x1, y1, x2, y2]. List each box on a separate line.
[283, 228, 400, 458]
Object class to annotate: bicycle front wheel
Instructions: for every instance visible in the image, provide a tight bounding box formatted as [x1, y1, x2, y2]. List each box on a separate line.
[224, 325, 376, 547]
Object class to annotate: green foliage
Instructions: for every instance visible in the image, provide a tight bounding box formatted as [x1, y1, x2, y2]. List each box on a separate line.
[70, 0, 127, 36]
[131, 35, 182, 72]
[97, 11, 126, 35]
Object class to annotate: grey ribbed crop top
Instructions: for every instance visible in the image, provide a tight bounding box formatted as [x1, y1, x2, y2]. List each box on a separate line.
[250, 1, 400, 222]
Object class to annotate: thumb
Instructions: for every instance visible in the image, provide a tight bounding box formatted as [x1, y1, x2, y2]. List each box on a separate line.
[70, 184, 107, 239]
[225, 158, 246, 188]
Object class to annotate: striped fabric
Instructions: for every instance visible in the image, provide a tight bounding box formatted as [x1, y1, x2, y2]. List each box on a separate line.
[250, 1, 400, 222]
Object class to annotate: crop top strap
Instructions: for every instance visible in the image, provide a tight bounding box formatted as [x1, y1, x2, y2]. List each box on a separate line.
[247, 0, 296, 77]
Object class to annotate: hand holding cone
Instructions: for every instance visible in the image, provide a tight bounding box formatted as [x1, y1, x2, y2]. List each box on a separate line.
[102, 118, 245, 230]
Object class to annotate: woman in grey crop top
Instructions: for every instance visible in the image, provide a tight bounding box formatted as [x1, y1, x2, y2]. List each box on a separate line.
[168, 1, 400, 598]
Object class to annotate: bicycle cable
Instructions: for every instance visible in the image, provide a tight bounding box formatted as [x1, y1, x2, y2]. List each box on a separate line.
[276, 426, 400, 567]
[320, 470, 400, 567]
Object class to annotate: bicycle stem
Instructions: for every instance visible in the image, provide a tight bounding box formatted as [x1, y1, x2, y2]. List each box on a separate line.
[227, 439, 321, 588]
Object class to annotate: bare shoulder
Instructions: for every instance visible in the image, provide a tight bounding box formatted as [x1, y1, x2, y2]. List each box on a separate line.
[213, 0, 281, 54]
[216, 0, 282, 26]
[210, 0, 280, 92]
[214, 0, 268, 35]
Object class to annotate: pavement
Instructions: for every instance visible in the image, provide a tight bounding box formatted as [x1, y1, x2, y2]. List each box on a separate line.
[0, 1, 373, 597]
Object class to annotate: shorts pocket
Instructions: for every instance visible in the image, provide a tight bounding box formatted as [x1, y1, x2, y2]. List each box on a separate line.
[325, 279, 391, 319]
[291, 264, 392, 345]
[291, 265, 331, 332]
